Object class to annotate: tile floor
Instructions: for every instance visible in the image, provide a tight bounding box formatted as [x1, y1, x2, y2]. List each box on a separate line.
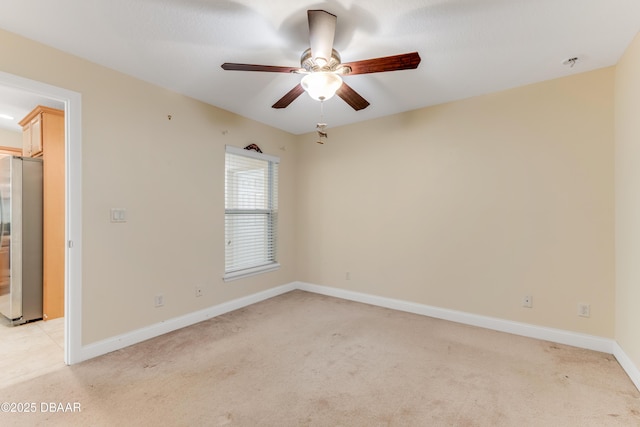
[0, 316, 65, 388]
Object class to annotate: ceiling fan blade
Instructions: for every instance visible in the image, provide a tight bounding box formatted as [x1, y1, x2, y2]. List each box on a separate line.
[221, 63, 301, 73]
[336, 82, 370, 111]
[342, 52, 421, 75]
[308, 10, 336, 65]
[272, 84, 305, 109]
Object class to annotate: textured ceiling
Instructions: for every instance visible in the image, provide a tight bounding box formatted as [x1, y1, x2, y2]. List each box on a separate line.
[0, 0, 639, 134]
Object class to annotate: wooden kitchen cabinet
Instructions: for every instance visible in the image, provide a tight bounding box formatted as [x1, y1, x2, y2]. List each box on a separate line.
[19, 105, 65, 321]
[19, 106, 62, 157]
[0, 146, 22, 156]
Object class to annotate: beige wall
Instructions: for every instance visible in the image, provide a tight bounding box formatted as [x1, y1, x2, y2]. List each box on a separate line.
[296, 68, 615, 338]
[0, 29, 298, 344]
[0, 127, 21, 148]
[615, 32, 640, 369]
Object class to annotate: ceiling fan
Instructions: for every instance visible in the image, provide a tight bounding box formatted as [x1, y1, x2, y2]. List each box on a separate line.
[221, 10, 421, 111]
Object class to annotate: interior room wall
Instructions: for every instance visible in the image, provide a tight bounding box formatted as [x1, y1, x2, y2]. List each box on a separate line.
[0, 29, 298, 344]
[615, 32, 640, 371]
[0, 127, 21, 148]
[0, 25, 627, 360]
[295, 67, 615, 338]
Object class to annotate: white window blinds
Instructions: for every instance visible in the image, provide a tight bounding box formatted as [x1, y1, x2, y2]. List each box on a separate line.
[224, 145, 279, 279]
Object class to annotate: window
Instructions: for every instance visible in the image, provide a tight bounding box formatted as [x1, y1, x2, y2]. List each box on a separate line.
[224, 145, 279, 280]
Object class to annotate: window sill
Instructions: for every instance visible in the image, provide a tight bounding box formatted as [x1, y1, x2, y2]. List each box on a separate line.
[223, 263, 281, 282]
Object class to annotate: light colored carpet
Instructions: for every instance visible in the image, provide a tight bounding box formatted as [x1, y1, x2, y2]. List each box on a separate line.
[1, 290, 639, 426]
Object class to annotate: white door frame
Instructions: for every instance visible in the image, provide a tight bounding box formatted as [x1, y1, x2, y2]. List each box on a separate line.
[0, 70, 82, 365]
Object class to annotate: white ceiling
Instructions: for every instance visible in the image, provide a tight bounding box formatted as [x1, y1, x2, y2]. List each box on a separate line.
[0, 0, 639, 135]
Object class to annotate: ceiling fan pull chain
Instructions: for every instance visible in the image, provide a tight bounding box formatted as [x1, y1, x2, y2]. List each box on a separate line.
[316, 100, 328, 144]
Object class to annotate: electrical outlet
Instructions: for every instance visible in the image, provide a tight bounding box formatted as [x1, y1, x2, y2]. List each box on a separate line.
[195, 286, 203, 297]
[345, 272, 351, 280]
[522, 295, 533, 308]
[578, 303, 590, 318]
[154, 294, 164, 307]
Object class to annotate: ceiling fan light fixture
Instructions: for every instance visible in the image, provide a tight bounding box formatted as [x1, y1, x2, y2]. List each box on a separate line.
[301, 72, 343, 101]
[221, 10, 421, 111]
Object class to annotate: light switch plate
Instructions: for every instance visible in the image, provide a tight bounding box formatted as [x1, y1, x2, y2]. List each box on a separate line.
[110, 208, 127, 223]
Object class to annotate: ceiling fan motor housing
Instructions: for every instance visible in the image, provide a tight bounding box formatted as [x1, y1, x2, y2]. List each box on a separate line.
[300, 48, 349, 74]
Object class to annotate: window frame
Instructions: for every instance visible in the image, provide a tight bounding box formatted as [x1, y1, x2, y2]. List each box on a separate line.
[223, 145, 280, 281]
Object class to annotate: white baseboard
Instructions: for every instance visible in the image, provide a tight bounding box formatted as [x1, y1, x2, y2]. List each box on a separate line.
[295, 282, 614, 353]
[78, 283, 296, 363]
[74, 280, 639, 393]
[613, 342, 640, 391]
[296, 282, 640, 392]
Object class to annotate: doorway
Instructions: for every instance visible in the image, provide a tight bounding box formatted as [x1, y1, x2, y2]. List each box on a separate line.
[0, 70, 81, 365]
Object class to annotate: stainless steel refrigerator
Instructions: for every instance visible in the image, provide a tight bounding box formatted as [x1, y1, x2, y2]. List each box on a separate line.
[0, 155, 43, 325]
